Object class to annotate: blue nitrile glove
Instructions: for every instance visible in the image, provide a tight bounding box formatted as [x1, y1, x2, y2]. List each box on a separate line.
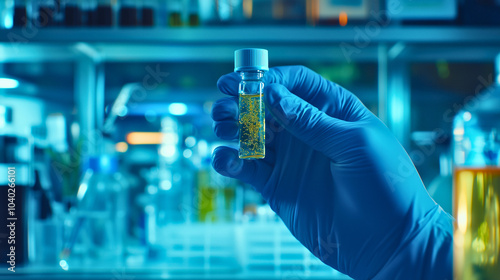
[211, 66, 453, 280]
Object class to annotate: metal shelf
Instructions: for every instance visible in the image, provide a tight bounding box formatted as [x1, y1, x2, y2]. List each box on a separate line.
[2, 26, 500, 44]
[1, 26, 499, 63]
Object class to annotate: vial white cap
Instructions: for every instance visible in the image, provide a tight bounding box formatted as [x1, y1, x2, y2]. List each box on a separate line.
[234, 48, 269, 72]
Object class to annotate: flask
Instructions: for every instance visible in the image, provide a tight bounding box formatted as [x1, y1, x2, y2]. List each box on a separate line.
[234, 48, 269, 159]
[452, 69, 500, 279]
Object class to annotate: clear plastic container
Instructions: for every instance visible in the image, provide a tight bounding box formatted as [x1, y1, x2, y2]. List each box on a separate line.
[453, 78, 500, 279]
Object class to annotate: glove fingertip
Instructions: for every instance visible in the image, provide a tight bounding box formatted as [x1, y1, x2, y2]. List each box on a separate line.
[217, 73, 240, 96]
[212, 146, 241, 177]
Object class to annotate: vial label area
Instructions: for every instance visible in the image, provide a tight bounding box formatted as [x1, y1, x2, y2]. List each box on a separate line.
[239, 93, 265, 159]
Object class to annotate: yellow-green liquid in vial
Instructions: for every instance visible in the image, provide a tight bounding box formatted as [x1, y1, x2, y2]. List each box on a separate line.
[239, 93, 265, 159]
[454, 167, 500, 280]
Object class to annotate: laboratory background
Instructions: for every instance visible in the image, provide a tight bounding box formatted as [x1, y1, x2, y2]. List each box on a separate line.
[0, 0, 500, 279]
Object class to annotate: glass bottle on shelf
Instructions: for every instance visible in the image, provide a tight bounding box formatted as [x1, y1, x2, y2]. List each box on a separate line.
[167, 0, 183, 27]
[81, 0, 97, 26]
[96, 0, 114, 26]
[141, 0, 156, 26]
[452, 71, 500, 280]
[187, 0, 199, 26]
[13, 0, 28, 27]
[37, 0, 57, 27]
[247, 0, 274, 24]
[64, 0, 82, 26]
[119, 0, 138, 26]
[273, 0, 306, 25]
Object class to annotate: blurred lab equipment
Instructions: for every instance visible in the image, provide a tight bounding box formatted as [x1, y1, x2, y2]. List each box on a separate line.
[460, 0, 500, 26]
[0, 135, 33, 267]
[452, 59, 500, 280]
[387, 0, 457, 21]
[60, 155, 127, 266]
[0, 0, 14, 29]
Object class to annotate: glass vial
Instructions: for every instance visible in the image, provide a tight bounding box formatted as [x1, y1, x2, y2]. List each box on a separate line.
[234, 48, 269, 160]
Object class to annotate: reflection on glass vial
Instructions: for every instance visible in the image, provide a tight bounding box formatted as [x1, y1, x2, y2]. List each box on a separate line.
[239, 93, 265, 159]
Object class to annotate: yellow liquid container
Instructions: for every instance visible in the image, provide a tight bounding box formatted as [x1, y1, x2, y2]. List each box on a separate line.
[239, 93, 265, 159]
[234, 48, 269, 160]
[452, 83, 500, 280]
[454, 167, 500, 280]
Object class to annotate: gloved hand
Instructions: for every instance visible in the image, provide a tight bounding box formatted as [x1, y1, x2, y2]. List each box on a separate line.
[211, 66, 452, 280]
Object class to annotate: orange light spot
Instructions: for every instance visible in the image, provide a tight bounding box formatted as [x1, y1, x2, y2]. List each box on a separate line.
[115, 142, 128, 153]
[126, 132, 163, 145]
[339, 11, 348, 26]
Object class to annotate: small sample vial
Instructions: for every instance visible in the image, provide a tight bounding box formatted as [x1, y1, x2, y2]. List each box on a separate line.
[234, 48, 269, 159]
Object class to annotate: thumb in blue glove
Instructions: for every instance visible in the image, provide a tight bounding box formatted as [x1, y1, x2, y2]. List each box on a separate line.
[211, 66, 453, 280]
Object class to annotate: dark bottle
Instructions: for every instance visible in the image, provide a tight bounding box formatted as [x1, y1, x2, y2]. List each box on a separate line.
[141, 0, 156, 26]
[64, 0, 82, 26]
[119, 0, 138, 26]
[82, 1, 97, 26]
[188, 0, 199, 26]
[38, 0, 57, 27]
[168, 0, 183, 27]
[96, 0, 114, 26]
[13, 1, 28, 27]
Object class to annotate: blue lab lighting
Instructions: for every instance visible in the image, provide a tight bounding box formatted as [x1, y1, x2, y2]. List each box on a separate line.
[0, 78, 19, 89]
[168, 103, 188, 116]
